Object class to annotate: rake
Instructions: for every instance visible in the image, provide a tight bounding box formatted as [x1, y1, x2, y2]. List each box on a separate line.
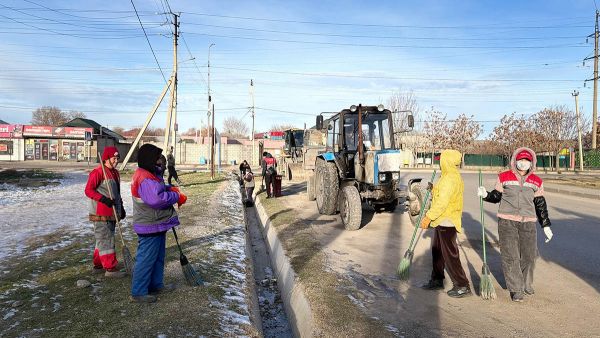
[97, 152, 135, 275]
[397, 170, 436, 281]
[171, 227, 204, 286]
[479, 169, 496, 300]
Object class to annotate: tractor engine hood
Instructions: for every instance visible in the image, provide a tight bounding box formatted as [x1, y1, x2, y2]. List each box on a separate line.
[376, 150, 402, 172]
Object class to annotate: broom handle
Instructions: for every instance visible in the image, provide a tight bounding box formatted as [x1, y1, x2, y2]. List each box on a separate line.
[97, 152, 127, 247]
[407, 170, 437, 250]
[171, 228, 185, 256]
[479, 169, 487, 264]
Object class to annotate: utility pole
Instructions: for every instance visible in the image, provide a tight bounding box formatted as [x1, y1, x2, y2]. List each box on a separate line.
[573, 91, 585, 171]
[164, 13, 178, 152]
[211, 103, 215, 179]
[586, 11, 599, 149]
[250, 79, 256, 166]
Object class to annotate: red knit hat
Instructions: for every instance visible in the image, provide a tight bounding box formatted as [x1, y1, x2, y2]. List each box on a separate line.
[102, 146, 119, 162]
[516, 150, 533, 161]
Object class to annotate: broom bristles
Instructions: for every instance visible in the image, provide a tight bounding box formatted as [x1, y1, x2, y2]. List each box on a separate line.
[181, 259, 204, 286]
[397, 251, 413, 280]
[122, 247, 135, 275]
[480, 264, 496, 300]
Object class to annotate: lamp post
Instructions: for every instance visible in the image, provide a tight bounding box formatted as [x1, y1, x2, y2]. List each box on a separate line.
[572, 90, 585, 171]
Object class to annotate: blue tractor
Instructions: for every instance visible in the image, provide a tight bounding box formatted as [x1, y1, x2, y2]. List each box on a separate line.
[306, 104, 424, 230]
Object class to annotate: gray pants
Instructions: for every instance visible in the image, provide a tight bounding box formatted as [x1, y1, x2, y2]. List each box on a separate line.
[498, 218, 538, 293]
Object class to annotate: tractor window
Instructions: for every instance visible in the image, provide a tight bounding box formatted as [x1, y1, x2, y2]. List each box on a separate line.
[343, 113, 392, 150]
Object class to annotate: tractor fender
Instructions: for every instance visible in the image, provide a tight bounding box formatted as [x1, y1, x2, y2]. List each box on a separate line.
[317, 153, 346, 179]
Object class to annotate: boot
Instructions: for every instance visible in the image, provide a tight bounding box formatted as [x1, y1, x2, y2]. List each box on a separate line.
[104, 268, 126, 278]
[510, 292, 524, 302]
[92, 266, 104, 274]
[149, 283, 177, 295]
[420, 279, 444, 290]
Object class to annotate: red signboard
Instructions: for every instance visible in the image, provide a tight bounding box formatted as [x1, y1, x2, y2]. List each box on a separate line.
[23, 125, 53, 137]
[0, 124, 23, 138]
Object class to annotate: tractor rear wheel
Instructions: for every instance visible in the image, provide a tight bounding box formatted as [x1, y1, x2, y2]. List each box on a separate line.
[338, 186, 362, 231]
[307, 174, 316, 201]
[316, 159, 339, 215]
[408, 182, 429, 226]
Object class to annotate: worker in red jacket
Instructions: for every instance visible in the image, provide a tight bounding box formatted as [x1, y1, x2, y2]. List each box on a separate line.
[84, 146, 126, 278]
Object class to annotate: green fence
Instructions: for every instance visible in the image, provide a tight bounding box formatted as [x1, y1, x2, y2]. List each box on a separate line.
[575, 149, 600, 168]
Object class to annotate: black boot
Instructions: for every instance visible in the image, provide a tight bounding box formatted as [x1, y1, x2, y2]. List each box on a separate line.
[420, 279, 444, 290]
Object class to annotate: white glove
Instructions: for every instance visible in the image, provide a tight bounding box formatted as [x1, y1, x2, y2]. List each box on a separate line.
[477, 186, 487, 198]
[543, 227, 553, 243]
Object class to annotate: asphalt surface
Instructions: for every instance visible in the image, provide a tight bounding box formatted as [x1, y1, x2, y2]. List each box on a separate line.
[275, 169, 600, 337]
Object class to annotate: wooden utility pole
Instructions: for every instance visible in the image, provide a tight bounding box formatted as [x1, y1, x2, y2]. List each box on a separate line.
[573, 91, 585, 171]
[250, 79, 256, 166]
[207, 43, 215, 145]
[210, 103, 215, 179]
[594, 11, 599, 149]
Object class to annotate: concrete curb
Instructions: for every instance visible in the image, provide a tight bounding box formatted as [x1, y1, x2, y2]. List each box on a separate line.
[544, 186, 600, 200]
[253, 195, 314, 338]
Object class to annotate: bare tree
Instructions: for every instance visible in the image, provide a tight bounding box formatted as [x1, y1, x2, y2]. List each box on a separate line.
[422, 108, 449, 165]
[386, 91, 426, 164]
[532, 105, 578, 173]
[488, 112, 534, 164]
[31, 106, 66, 126]
[67, 110, 87, 120]
[223, 116, 249, 138]
[270, 124, 298, 131]
[446, 114, 482, 166]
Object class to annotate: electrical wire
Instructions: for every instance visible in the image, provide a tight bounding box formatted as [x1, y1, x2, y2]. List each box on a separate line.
[130, 0, 168, 83]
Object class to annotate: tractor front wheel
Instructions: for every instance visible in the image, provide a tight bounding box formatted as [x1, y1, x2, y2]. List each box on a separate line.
[408, 182, 429, 226]
[338, 186, 362, 231]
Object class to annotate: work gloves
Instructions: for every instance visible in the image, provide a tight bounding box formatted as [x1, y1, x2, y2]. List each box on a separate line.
[543, 227, 553, 243]
[119, 206, 126, 220]
[99, 196, 114, 208]
[170, 187, 188, 208]
[420, 215, 431, 229]
[477, 186, 487, 198]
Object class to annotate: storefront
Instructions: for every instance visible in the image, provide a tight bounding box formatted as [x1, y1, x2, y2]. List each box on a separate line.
[22, 125, 93, 162]
[0, 124, 25, 161]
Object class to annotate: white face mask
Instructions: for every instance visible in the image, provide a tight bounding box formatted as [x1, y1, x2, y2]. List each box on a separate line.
[516, 159, 531, 171]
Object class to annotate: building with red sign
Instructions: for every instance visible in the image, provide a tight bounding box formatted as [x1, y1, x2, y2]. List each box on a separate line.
[0, 118, 126, 162]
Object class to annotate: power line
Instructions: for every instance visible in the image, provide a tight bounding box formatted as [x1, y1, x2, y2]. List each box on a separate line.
[130, 0, 168, 83]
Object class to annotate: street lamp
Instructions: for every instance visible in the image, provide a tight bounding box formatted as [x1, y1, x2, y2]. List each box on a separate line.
[572, 90, 585, 171]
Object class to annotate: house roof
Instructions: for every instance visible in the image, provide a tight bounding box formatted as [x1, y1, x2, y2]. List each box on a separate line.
[61, 118, 125, 140]
[0, 119, 8, 124]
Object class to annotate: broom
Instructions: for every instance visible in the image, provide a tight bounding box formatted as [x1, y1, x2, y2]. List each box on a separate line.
[397, 170, 436, 281]
[97, 152, 135, 275]
[478, 169, 496, 300]
[171, 227, 204, 286]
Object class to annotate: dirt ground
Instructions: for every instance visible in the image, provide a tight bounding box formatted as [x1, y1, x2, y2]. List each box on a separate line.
[260, 176, 600, 338]
[0, 171, 259, 337]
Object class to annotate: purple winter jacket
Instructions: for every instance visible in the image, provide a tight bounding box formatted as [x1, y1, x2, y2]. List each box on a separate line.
[131, 168, 180, 235]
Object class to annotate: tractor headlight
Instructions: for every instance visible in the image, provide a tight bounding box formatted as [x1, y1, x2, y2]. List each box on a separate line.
[392, 173, 399, 180]
[377, 104, 385, 112]
[350, 105, 357, 112]
[379, 173, 387, 182]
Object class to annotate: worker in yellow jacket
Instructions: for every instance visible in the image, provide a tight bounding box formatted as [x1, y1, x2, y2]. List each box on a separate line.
[420, 149, 471, 298]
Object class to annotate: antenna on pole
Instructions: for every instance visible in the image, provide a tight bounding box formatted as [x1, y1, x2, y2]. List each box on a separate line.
[250, 79, 256, 166]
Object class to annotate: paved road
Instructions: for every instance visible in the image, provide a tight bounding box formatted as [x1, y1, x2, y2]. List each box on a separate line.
[277, 170, 600, 337]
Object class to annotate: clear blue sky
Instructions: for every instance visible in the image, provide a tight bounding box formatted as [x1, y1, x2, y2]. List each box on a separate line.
[0, 0, 597, 136]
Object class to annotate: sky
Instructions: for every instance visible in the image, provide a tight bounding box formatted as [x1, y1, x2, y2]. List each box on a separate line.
[0, 0, 598, 137]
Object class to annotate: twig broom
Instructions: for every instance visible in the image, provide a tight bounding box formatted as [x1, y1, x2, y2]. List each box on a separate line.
[171, 227, 204, 286]
[97, 152, 135, 275]
[397, 170, 436, 281]
[479, 169, 496, 300]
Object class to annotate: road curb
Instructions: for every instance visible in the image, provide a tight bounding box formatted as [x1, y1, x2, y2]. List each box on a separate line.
[253, 195, 314, 338]
[544, 186, 600, 200]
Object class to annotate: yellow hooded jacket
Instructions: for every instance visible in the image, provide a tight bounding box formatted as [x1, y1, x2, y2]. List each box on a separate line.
[425, 149, 464, 232]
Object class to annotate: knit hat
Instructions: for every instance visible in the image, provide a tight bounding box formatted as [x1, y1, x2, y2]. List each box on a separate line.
[137, 144, 162, 173]
[102, 146, 119, 162]
[516, 150, 533, 161]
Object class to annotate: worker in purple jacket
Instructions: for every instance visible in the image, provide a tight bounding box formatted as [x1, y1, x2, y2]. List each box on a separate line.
[130, 144, 187, 303]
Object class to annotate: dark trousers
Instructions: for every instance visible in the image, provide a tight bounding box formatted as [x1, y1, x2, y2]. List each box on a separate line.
[246, 187, 254, 203]
[431, 226, 469, 287]
[265, 174, 274, 197]
[167, 165, 178, 185]
[497, 218, 538, 293]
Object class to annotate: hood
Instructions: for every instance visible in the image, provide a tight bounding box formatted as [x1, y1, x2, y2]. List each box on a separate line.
[439, 149, 462, 174]
[510, 147, 537, 173]
[137, 144, 163, 173]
